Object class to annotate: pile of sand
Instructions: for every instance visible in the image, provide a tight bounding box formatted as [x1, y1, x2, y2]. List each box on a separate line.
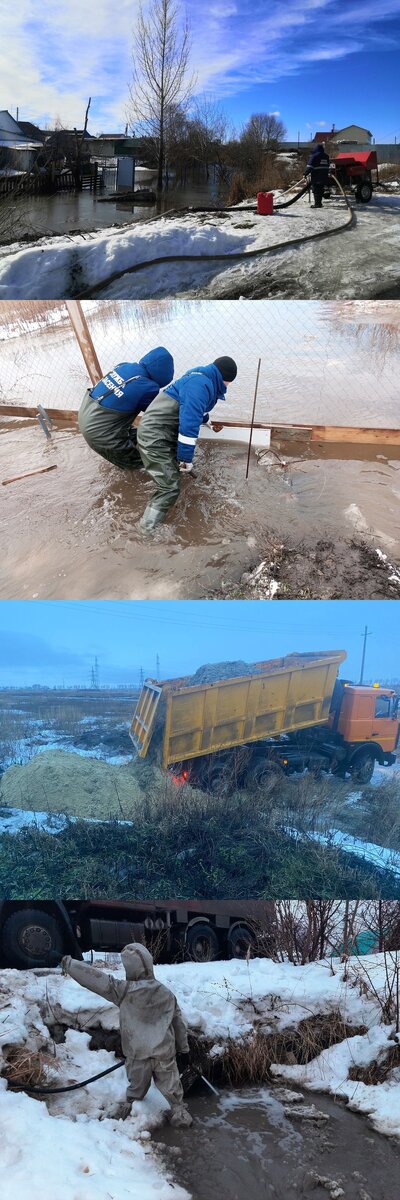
[189, 660, 262, 685]
[0, 749, 145, 820]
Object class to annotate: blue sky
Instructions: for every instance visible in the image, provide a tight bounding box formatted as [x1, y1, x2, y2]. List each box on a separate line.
[0, 601, 397, 687]
[2, 0, 400, 141]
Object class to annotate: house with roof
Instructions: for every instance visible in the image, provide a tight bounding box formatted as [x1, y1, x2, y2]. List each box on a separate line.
[0, 110, 43, 173]
[312, 124, 372, 147]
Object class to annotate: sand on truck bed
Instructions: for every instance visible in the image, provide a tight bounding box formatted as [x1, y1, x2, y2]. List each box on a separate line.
[0, 749, 146, 820]
[189, 660, 262, 684]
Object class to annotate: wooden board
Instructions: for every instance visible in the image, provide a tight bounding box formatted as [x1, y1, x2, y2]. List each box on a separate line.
[1, 405, 399, 446]
[0, 404, 78, 423]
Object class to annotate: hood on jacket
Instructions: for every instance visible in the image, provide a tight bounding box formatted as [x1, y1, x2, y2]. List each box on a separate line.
[140, 347, 174, 387]
[121, 942, 155, 981]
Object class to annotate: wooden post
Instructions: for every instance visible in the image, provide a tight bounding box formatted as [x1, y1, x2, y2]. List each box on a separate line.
[65, 301, 103, 385]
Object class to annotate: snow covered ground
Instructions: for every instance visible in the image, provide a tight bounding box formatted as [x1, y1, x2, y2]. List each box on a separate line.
[0, 195, 348, 300]
[0, 192, 398, 301]
[1, 949, 400, 1200]
[286, 826, 400, 880]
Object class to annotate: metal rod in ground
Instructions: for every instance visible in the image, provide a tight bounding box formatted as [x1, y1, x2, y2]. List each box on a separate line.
[36, 413, 52, 439]
[245, 357, 262, 480]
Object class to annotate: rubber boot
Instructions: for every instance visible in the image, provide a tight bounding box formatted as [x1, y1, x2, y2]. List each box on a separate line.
[137, 393, 181, 531]
[169, 1105, 193, 1128]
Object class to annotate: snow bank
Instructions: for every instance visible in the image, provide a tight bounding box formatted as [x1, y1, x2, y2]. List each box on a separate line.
[272, 1024, 400, 1139]
[1, 951, 400, 1200]
[285, 826, 400, 879]
[0, 200, 344, 300]
[0, 1080, 188, 1200]
[0, 954, 387, 1048]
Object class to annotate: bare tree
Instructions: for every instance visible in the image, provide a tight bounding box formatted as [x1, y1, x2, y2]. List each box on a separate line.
[73, 97, 92, 190]
[240, 111, 287, 173]
[129, 0, 196, 191]
[191, 95, 227, 179]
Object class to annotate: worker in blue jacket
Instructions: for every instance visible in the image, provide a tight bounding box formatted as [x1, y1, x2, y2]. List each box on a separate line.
[305, 143, 331, 208]
[136, 356, 238, 533]
[78, 346, 174, 469]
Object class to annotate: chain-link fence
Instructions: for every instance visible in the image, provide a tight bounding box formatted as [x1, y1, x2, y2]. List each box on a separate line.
[0, 298, 399, 427]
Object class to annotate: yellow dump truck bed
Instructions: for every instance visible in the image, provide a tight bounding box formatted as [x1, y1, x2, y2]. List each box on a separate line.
[130, 650, 347, 768]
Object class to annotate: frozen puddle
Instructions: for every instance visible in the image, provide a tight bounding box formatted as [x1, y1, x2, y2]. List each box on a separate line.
[154, 1085, 400, 1200]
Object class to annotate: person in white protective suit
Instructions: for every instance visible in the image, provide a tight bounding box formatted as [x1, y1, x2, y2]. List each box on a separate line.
[61, 942, 193, 1126]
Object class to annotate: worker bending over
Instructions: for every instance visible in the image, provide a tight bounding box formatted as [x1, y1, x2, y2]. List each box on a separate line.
[62, 942, 192, 1127]
[305, 142, 331, 208]
[78, 347, 174, 470]
[137, 355, 238, 533]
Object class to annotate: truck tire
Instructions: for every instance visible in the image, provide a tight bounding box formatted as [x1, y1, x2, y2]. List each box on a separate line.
[245, 759, 283, 790]
[227, 925, 257, 959]
[186, 923, 220, 962]
[204, 760, 232, 796]
[349, 750, 375, 785]
[2, 908, 65, 969]
[356, 181, 372, 202]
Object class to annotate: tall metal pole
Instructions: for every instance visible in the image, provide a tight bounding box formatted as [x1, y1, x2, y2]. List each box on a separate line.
[359, 625, 370, 684]
[65, 300, 103, 385]
[245, 358, 261, 481]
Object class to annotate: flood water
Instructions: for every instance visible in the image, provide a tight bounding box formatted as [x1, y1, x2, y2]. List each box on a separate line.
[1, 422, 400, 600]
[2, 177, 220, 244]
[153, 1086, 400, 1200]
[1, 300, 399, 599]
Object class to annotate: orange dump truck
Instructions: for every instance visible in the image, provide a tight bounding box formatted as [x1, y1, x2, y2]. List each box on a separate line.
[130, 651, 399, 787]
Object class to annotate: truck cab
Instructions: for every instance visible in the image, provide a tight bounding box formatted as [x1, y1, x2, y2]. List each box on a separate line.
[330, 683, 399, 752]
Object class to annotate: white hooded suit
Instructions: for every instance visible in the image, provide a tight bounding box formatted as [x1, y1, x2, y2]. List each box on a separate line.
[63, 943, 191, 1122]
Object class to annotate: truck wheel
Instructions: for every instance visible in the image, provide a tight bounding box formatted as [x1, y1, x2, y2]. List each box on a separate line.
[186, 923, 220, 962]
[205, 762, 232, 796]
[227, 925, 257, 959]
[2, 908, 65, 969]
[350, 751, 375, 785]
[245, 759, 283, 790]
[356, 181, 372, 202]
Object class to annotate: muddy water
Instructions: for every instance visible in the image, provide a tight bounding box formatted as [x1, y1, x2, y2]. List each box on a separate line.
[154, 1086, 400, 1200]
[1, 420, 400, 599]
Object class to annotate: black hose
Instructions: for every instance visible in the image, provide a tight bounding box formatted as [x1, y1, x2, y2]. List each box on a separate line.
[7, 1058, 126, 1095]
[76, 177, 352, 299]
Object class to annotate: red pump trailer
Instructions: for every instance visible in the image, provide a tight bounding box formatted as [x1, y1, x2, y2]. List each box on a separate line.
[331, 150, 379, 203]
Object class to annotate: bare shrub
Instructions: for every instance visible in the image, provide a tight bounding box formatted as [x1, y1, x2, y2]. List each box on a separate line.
[3, 1047, 56, 1089]
[379, 162, 400, 183]
[203, 1012, 366, 1087]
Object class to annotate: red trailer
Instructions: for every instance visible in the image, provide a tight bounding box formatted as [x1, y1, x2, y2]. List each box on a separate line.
[331, 149, 379, 203]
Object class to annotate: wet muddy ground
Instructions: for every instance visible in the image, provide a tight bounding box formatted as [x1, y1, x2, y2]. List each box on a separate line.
[154, 1086, 400, 1200]
[1, 421, 400, 599]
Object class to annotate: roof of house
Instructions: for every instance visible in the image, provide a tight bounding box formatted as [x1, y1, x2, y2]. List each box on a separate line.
[18, 120, 45, 142]
[312, 131, 334, 142]
[332, 125, 373, 140]
[0, 110, 43, 149]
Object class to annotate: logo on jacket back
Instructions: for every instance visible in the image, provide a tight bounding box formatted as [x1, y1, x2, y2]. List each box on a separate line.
[101, 370, 126, 399]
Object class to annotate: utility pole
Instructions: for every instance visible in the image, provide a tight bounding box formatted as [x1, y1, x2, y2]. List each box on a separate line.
[359, 625, 372, 684]
[156, 653, 160, 678]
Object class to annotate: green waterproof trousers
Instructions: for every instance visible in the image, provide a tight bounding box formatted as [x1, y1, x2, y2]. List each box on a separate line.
[136, 392, 181, 531]
[78, 388, 143, 471]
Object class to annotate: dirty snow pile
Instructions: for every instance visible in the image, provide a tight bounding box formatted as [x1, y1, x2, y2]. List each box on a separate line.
[0, 199, 344, 300]
[0, 967, 188, 1200]
[1, 949, 400, 1200]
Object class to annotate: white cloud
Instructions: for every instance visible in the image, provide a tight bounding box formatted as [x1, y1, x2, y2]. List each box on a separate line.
[0, 0, 399, 128]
